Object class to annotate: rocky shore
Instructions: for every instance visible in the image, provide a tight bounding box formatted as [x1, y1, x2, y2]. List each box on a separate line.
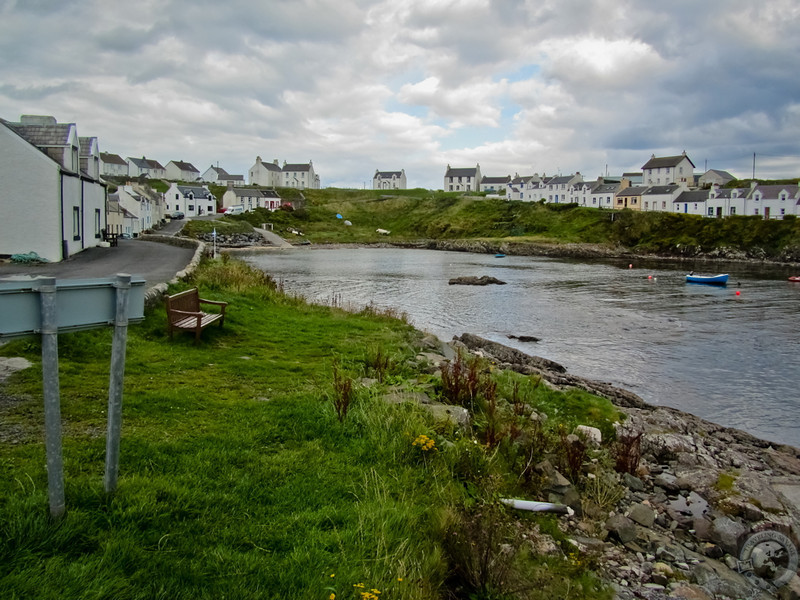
[434, 334, 800, 600]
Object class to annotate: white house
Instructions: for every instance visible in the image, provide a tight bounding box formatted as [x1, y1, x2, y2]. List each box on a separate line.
[163, 183, 216, 217]
[642, 152, 695, 186]
[127, 156, 166, 178]
[0, 114, 107, 262]
[536, 173, 584, 203]
[165, 160, 201, 182]
[203, 165, 245, 186]
[222, 186, 282, 212]
[480, 175, 511, 193]
[590, 180, 626, 208]
[282, 160, 320, 189]
[641, 184, 683, 212]
[100, 152, 128, 177]
[373, 169, 407, 190]
[248, 156, 283, 187]
[673, 190, 708, 215]
[748, 184, 800, 220]
[444, 164, 481, 192]
[113, 185, 156, 233]
[698, 169, 735, 188]
[706, 186, 748, 218]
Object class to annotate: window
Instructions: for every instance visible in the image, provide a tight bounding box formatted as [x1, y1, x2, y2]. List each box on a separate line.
[72, 207, 81, 240]
[175, 193, 179, 199]
[94, 209, 101, 238]
[188, 205, 194, 211]
[781, 208, 786, 216]
[754, 208, 760, 215]
[666, 168, 670, 174]
[449, 185, 453, 191]
[730, 207, 736, 215]
[708, 207, 714, 216]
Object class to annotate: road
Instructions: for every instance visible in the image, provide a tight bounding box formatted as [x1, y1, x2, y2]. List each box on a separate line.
[0, 238, 196, 290]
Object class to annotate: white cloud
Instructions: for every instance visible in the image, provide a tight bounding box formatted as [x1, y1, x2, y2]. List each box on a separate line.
[1, 0, 799, 188]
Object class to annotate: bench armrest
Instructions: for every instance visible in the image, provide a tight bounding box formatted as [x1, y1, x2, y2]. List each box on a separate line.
[199, 299, 228, 312]
[168, 309, 204, 318]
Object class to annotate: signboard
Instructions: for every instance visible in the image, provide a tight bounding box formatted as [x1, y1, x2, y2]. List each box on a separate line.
[0, 274, 145, 517]
[0, 275, 145, 338]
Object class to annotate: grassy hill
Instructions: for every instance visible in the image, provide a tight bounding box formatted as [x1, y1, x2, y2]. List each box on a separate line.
[230, 188, 800, 261]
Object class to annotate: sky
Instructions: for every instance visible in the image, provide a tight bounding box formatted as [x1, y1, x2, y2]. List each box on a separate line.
[1, 0, 799, 189]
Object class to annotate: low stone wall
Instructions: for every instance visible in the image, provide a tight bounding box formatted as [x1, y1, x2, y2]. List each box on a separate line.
[140, 235, 206, 309]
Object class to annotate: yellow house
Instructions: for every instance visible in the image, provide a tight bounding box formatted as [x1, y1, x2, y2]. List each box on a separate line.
[615, 185, 648, 210]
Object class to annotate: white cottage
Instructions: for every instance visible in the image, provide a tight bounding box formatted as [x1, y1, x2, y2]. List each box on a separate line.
[642, 152, 695, 186]
[165, 160, 201, 182]
[444, 164, 481, 192]
[163, 183, 216, 217]
[373, 169, 407, 190]
[248, 157, 283, 187]
[222, 186, 282, 212]
[0, 115, 107, 262]
[100, 152, 128, 177]
[282, 160, 320, 189]
[203, 165, 245, 186]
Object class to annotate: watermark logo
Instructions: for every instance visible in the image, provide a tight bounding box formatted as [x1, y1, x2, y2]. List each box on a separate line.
[737, 530, 798, 592]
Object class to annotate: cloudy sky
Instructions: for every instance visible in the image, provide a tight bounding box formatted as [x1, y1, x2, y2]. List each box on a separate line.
[1, 0, 798, 189]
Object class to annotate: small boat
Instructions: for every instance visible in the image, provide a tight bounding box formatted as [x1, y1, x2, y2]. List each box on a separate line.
[495, 253, 506, 258]
[789, 276, 800, 283]
[686, 273, 729, 286]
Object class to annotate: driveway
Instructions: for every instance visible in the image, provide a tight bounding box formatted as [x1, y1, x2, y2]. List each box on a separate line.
[0, 238, 196, 290]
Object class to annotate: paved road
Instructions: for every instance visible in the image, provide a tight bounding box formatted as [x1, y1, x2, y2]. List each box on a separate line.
[0, 239, 196, 290]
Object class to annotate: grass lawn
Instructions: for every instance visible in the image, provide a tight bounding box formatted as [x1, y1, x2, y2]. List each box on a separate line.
[0, 257, 615, 600]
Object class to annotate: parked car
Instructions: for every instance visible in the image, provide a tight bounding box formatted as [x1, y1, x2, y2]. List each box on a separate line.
[171, 211, 185, 219]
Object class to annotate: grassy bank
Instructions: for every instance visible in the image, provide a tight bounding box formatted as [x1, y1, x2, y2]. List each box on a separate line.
[1, 258, 624, 599]
[226, 188, 800, 260]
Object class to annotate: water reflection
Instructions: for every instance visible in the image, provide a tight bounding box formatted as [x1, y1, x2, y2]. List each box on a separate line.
[242, 248, 800, 447]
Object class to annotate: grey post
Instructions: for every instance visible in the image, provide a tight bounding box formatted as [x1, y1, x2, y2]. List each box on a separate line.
[104, 273, 131, 494]
[39, 277, 65, 518]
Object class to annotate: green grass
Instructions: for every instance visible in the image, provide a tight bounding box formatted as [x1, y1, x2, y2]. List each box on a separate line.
[0, 258, 617, 599]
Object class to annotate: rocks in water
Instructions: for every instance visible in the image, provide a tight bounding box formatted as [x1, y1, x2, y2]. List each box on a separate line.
[507, 334, 540, 342]
[448, 275, 507, 286]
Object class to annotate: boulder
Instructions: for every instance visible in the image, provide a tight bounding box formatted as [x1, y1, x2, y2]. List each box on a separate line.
[606, 514, 638, 544]
[627, 503, 655, 528]
[448, 275, 506, 286]
[710, 516, 747, 556]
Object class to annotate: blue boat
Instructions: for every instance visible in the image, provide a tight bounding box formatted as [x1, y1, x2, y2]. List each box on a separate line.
[686, 273, 729, 286]
[495, 253, 506, 258]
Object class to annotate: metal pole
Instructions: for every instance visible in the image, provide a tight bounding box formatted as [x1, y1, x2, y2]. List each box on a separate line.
[104, 273, 131, 494]
[39, 277, 65, 518]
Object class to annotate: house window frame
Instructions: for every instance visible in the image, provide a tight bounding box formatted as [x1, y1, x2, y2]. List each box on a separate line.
[94, 209, 101, 238]
[72, 207, 81, 241]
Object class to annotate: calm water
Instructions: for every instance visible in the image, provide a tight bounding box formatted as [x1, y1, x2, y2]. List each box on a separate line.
[242, 248, 800, 447]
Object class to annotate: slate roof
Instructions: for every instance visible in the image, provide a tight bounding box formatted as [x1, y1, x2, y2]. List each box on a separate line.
[592, 183, 620, 194]
[617, 186, 650, 196]
[481, 176, 511, 184]
[177, 185, 214, 199]
[674, 190, 709, 204]
[643, 184, 680, 195]
[170, 160, 199, 173]
[750, 184, 799, 199]
[445, 167, 478, 177]
[1, 117, 77, 169]
[79, 137, 97, 157]
[229, 188, 280, 198]
[375, 171, 403, 178]
[544, 175, 579, 185]
[101, 152, 127, 165]
[642, 154, 696, 170]
[703, 169, 734, 180]
[283, 163, 311, 172]
[260, 161, 283, 172]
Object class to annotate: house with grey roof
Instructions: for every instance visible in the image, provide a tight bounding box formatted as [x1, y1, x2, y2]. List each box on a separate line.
[444, 164, 481, 192]
[642, 184, 682, 212]
[698, 169, 735, 188]
[203, 165, 245, 186]
[165, 160, 201, 182]
[747, 184, 800, 219]
[506, 174, 538, 201]
[0, 114, 107, 262]
[163, 183, 216, 217]
[590, 179, 627, 208]
[642, 152, 695, 186]
[282, 160, 320, 189]
[706, 186, 749, 218]
[127, 156, 166, 179]
[373, 169, 407, 190]
[536, 173, 584, 203]
[248, 157, 283, 187]
[222, 186, 282, 212]
[100, 152, 128, 177]
[673, 190, 709, 216]
[615, 185, 649, 210]
[479, 175, 510, 193]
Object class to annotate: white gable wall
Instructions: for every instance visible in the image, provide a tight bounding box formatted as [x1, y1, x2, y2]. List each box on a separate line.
[0, 125, 63, 261]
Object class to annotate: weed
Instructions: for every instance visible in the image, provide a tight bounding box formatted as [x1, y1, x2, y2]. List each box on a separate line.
[330, 357, 356, 422]
[582, 473, 626, 512]
[364, 345, 392, 383]
[440, 350, 484, 410]
[714, 470, 739, 493]
[613, 431, 643, 475]
[557, 426, 588, 482]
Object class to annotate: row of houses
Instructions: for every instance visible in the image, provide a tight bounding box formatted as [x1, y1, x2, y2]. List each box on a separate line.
[101, 152, 324, 191]
[1, 115, 297, 261]
[445, 155, 800, 219]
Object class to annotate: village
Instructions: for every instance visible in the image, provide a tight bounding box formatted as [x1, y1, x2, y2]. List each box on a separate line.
[1, 113, 799, 263]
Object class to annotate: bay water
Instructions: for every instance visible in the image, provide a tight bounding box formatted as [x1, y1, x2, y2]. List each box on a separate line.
[242, 247, 800, 448]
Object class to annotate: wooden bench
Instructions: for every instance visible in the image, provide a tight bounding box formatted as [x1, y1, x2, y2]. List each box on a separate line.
[165, 288, 228, 343]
